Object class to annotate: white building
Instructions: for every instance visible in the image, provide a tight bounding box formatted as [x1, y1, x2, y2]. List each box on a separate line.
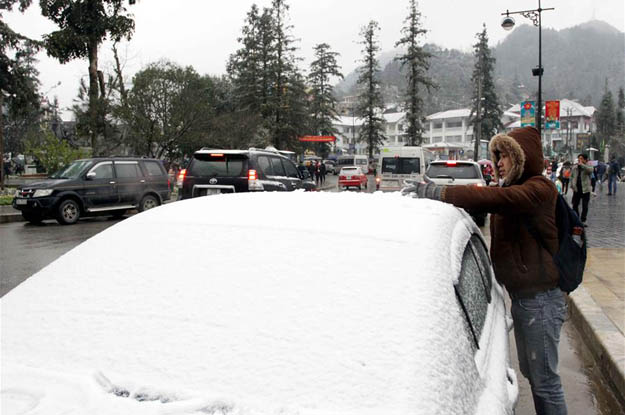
[332, 112, 410, 155]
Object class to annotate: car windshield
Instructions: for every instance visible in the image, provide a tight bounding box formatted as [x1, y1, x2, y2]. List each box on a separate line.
[427, 164, 480, 179]
[49, 160, 92, 179]
[382, 157, 420, 174]
[190, 153, 247, 177]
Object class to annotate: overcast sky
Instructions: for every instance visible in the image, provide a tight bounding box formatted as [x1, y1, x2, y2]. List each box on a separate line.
[5, 0, 624, 120]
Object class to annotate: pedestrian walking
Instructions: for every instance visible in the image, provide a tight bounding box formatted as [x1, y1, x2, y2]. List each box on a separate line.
[551, 159, 558, 181]
[596, 161, 607, 191]
[607, 155, 621, 195]
[314, 161, 322, 187]
[405, 127, 568, 415]
[561, 162, 571, 195]
[570, 153, 593, 225]
[319, 162, 326, 186]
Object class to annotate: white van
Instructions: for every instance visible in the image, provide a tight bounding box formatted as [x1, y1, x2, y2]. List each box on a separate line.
[376, 146, 434, 191]
[335, 154, 369, 175]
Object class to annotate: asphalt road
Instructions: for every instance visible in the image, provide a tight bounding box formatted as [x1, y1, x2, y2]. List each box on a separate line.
[0, 180, 621, 414]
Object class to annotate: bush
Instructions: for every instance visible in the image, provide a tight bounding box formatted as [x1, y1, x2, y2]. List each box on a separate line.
[26, 131, 88, 175]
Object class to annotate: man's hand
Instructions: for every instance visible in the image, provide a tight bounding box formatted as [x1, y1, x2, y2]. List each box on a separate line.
[402, 181, 443, 200]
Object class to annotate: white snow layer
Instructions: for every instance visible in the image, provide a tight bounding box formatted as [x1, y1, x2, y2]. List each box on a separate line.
[1, 191, 515, 414]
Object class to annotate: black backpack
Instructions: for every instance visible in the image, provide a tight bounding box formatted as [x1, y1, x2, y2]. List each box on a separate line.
[524, 193, 587, 293]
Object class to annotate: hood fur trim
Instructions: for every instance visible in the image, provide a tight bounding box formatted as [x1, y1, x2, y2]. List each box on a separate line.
[489, 133, 525, 185]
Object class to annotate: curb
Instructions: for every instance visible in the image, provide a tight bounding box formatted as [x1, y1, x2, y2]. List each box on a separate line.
[0, 213, 23, 224]
[569, 285, 625, 406]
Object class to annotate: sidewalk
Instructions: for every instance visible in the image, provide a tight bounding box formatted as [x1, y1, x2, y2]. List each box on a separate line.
[566, 183, 625, 406]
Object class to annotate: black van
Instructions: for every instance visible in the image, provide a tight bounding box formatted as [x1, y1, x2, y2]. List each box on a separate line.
[12, 157, 170, 224]
[178, 148, 315, 199]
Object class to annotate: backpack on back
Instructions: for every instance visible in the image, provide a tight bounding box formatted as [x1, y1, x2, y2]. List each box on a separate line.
[524, 193, 587, 293]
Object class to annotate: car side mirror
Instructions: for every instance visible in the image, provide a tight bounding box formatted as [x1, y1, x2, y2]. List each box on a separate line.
[86, 172, 96, 180]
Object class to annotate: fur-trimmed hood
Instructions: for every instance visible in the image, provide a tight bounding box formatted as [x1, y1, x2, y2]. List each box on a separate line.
[489, 127, 544, 185]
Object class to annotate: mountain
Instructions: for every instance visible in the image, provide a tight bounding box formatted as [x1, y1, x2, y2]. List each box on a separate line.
[334, 20, 625, 114]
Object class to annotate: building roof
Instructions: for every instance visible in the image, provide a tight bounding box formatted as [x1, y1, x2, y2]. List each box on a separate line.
[426, 108, 471, 120]
[383, 112, 406, 123]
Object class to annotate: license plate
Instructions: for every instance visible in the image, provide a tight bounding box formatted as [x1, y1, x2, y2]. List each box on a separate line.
[16, 199, 27, 205]
[205, 189, 220, 196]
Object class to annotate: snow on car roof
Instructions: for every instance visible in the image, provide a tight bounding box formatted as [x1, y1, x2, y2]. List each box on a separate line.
[2, 192, 478, 415]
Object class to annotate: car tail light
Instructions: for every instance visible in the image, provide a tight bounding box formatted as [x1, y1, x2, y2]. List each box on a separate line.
[176, 169, 187, 187]
[473, 183, 484, 187]
[446, 161, 457, 166]
[248, 169, 264, 191]
[339, 175, 346, 180]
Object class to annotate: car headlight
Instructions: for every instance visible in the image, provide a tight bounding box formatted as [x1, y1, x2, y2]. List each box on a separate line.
[33, 189, 54, 198]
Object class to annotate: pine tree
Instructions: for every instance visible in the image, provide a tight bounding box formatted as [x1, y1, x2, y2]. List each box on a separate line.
[394, 0, 434, 146]
[616, 87, 625, 137]
[356, 21, 386, 159]
[308, 43, 343, 154]
[470, 24, 502, 160]
[596, 80, 616, 140]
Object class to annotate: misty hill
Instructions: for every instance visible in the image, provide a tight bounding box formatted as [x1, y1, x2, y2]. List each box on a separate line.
[335, 20, 625, 114]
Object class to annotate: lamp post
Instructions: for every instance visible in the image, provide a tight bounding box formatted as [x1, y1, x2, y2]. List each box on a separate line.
[501, 1, 554, 138]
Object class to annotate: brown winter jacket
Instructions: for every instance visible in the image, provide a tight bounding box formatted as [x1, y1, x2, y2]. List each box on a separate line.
[442, 127, 559, 295]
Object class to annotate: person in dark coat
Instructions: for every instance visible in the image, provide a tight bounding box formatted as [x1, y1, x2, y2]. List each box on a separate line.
[405, 127, 567, 414]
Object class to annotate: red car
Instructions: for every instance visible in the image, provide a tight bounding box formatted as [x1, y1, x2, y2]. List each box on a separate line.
[338, 166, 368, 191]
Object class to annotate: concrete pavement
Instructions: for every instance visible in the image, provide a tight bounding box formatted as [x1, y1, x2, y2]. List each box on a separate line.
[1, 178, 623, 406]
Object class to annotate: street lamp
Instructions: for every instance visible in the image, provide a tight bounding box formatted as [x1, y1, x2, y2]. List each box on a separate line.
[501, 1, 554, 137]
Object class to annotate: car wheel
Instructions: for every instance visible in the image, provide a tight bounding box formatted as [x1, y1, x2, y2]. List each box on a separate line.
[57, 199, 80, 225]
[139, 195, 159, 212]
[22, 212, 43, 224]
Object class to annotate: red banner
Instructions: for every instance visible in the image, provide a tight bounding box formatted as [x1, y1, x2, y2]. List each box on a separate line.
[298, 135, 336, 142]
[545, 100, 560, 129]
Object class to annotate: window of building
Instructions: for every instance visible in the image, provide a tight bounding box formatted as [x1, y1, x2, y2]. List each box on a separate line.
[433, 122, 443, 129]
[446, 121, 463, 129]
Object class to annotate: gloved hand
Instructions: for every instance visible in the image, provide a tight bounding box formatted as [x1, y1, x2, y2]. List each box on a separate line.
[402, 181, 443, 200]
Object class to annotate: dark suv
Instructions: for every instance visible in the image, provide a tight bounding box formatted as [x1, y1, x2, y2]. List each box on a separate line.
[178, 148, 315, 199]
[12, 157, 170, 225]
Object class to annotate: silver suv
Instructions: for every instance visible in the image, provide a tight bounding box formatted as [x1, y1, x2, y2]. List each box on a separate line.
[425, 160, 488, 226]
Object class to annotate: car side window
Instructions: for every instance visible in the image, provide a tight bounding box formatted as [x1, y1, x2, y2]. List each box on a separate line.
[282, 159, 300, 178]
[90, 162, 113, 179]
[270, 157, 286, 177]
[143, 161, 165, 176]
[115, 162, 142, 178]
[470, 235, 493, 302]
[455, 238, 489, 352]
[257, 156, 273, 176]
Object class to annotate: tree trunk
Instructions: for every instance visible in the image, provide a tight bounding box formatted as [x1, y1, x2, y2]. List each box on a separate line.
[88, 39, 99, 155]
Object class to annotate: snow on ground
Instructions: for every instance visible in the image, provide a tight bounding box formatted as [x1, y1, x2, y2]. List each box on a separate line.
[1, 191, 500, 414]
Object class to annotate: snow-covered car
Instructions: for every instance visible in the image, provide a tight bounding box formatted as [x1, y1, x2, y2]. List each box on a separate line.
[425, 160, 488, 226]
[1, 192, 518, 415]
[338, 166, 368, 190]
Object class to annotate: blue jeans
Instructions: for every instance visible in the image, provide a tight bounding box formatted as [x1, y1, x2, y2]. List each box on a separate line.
[608, 174, 618, 194]
[511, 288, 568, 415]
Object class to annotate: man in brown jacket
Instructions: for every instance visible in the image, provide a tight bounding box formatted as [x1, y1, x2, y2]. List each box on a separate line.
[406, 127, 567, 414]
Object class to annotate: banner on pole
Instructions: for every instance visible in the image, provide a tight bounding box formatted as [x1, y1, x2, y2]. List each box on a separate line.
[545, 100, 560, 129]
[520, 101, 535, 127]
[576, 133, 591, 151]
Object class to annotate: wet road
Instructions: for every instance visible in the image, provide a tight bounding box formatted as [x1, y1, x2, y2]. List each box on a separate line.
[1, 181, 622, 414]
[0, 216, 124, 297]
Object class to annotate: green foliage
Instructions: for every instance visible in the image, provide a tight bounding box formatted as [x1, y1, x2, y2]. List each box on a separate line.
[395, 0, 434, 145]
[308, 42, 343, 146]
[26, 131, 87, 175]
[122, 60, 214, 160]
[357, 21, 386, 159]
[597, 80, 616, 139]
[469, 24, 503, 157]
[40, 0, 135, 154]
[227, 0, 308, 150]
